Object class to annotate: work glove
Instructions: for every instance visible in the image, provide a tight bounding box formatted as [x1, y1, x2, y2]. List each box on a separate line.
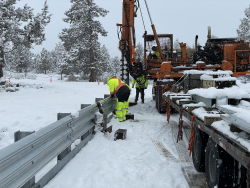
[110, 94, 114, 98]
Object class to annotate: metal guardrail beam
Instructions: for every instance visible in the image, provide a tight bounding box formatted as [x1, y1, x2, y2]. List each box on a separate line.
[0, 97, 116, 188]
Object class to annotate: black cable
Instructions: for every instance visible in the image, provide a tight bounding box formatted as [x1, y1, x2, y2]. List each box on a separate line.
[138, 0, 146, 31]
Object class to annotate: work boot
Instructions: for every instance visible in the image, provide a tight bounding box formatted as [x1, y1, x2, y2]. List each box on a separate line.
[142, 99, 144, 103]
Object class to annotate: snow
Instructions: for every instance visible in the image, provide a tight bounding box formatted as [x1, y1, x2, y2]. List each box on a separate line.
[188, 86, 250, 99]
[220, 104, 250, 124]
[200, 74, 236, 81]
[161, 61, 171, 65]
[183, 70, 233, 75]
[192, 107, 221, 121]
[196, 61, 205, 64]
[183, 102, 206, 108]
[0, 74, 189, 188]
[176, 98, 190, 105]
[211, 120, 250, 152]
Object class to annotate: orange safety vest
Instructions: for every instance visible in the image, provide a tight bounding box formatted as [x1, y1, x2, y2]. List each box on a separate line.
[107, 78, 127, 95]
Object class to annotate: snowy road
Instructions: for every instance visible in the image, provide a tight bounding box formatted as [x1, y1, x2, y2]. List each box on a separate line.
[0, 75, 206, 188]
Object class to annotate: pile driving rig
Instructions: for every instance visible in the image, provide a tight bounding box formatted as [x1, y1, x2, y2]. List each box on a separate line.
[117, 0, 250, 112]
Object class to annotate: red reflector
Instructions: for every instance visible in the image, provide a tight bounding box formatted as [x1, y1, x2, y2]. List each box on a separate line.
[156, 85, 161, 89]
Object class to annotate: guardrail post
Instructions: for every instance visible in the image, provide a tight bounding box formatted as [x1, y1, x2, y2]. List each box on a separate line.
[103, 114, 108, 133]
[81, 104, 91, 109]
[57, 113, 71, 121]
[104, 94, 110, 99]
[14, 131, 35, 142]
[95, 98, 103, 102]
[14, 131, 35, 188]
[57, 113, 71, 162]
[81, 130, 91, 141]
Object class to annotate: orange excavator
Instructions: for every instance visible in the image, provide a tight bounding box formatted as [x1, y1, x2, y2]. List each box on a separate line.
[117, 0, 250, 112]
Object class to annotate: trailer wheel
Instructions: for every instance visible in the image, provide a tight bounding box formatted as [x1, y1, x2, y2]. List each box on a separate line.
[155, 87, 163, 113]
[155, 87, 159, 110]
[192, 125, 208, 172]
[205, 138, 234, 188]
[240, 165, 247, 188]
[152, 87, 156, 100]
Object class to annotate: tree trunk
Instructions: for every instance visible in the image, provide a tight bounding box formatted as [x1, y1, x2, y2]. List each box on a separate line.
[0, 47, 5, 84]
[89, 48, 95, 82]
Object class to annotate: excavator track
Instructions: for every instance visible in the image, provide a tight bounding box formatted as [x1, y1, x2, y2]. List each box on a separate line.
[170, 121, 207, 188]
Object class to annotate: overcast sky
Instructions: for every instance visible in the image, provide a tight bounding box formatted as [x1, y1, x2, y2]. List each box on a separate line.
[15, 0, 250, 58]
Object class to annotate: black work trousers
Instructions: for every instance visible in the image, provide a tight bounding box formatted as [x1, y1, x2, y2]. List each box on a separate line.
[135, 88, 145, 102]
[116, 85, 131, 102]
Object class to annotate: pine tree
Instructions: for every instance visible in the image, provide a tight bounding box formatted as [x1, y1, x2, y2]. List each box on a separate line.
[5, 45, 32, 74]
[135, 42, 143, 61]
[173, 38, 180, 49]
[109, 56, 120, 77]
[59, 0, 109, 82]
[53, 42, 69, 79]
[135, 42, 145, 69]
[39, 48, 51, 74]
[0, 0, 51, 82]
[97, 45, 110, 76]
[237, 5, 250, 42]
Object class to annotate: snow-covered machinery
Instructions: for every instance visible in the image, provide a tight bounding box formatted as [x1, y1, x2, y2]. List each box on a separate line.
[164, 70, 250, 188]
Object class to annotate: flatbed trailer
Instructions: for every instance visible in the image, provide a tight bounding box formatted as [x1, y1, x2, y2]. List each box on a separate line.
[164, 93, 250, 188]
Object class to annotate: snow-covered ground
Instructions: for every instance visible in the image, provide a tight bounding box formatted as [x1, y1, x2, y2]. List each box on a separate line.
[0, 74, 190, 188]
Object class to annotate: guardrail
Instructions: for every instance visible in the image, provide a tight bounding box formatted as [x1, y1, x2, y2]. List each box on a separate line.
[0, 96, 116, 188]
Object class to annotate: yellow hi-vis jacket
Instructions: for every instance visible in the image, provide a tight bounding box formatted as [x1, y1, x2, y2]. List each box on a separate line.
[107, 77, 129, 95]
[154, 50, 161, 59]
[132, 75, 148, 89]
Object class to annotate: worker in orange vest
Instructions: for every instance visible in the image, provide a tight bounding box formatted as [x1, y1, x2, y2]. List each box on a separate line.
[106, 76, 131, 122]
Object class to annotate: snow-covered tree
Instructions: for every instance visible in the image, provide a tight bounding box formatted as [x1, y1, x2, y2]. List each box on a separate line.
[0, 0, 51, 82]
[39, 48, 51, 74]
[59, 0, 109, 82]
[97, 45, 110, 76]
[5, 45, 32, 74]
[135, 42, 145, 69]
[173, 38, 180, 49]
[53, 42, 69, 79]
[135, 42, 143, 61]
[108, 56, 120, 77]
[237, 5, 250, 42]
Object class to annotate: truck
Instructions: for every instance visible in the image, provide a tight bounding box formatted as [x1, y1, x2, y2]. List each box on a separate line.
[163, 70, 250, 188]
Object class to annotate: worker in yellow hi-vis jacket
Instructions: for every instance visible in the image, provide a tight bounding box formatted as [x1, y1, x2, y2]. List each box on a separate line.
[132, 74, 148, 103]
[106, 76, 131, 122]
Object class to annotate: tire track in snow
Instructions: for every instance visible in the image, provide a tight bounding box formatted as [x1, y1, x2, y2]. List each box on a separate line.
[170, 121, 207, 188]
[147, 113, 179, 162]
